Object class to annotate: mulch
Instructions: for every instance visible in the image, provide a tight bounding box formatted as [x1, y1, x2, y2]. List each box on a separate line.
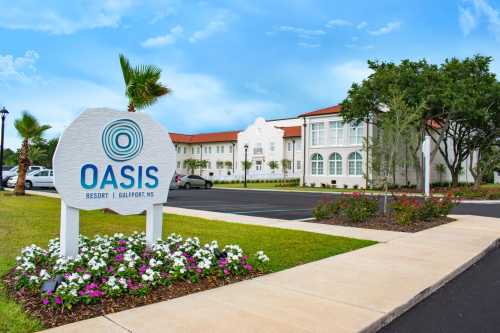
[2, 270, 264, 329]
[312, 215, 455, 233]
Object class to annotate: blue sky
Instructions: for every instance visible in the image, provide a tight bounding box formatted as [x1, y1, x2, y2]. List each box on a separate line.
[1, 0, 500, 149]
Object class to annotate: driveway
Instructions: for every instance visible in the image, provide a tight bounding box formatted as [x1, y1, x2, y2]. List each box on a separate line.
[166, 188, 500, 220]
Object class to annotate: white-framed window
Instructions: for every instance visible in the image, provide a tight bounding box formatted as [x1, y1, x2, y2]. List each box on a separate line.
[176, 146, 180, 153]
[191, 147, 194, 154]
[183, 147, 187, 154]
[221, 146, 224, 154]
[209, 146, 212, 154]
[349, 123, 364, 145]
[270, 142, 275, 152]
[229, 145, 233, 153]
[196, 147, 200, 154]
[328, 121, 344, 145]
[216, 146, 220, 154]
[254, 143, 263, 155]
[177, 161, 181, 168]
[204, 146, 208, 154]
[207, 161, 211, 169]
[287, 142, 292, 151]
[296, 140, 301, 151]
[311, 153, 324, 175]
[256, 160, 262, 171]
[348, 152, 363, 176]
[311, 123, 325, 146]
[329, 153, 342, 176]
[297, 160, 301, 170]
[216, 161, 224, 169]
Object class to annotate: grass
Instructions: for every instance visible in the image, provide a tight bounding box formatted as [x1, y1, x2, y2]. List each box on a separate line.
[0, 192, 375, 332]
[215, 182, 376, 192]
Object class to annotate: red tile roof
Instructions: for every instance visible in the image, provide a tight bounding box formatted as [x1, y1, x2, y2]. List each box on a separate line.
[169, 131, 240, 144]
[279, 126, 301, 138]
[299, 104, 342, 117]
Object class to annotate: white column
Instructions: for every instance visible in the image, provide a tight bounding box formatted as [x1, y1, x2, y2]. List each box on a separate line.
[146, 203, 164, 248]
[423, 135, 431, 197]
[60, 200, 79, 258]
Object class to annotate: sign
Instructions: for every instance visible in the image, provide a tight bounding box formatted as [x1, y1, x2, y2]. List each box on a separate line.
[53, 108, 176, 256]
[53, 108, 176, 215]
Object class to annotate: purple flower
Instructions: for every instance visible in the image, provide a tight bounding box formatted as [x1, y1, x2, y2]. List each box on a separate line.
[47, 290, 53, 296]
[118, 240, 127, 246]
[107, 266, 114, 273]
[115, 254, 124, 262]
[223, 269, 230, 275]
[139, 264, 148, 275]
[55, 296, 62, 305]
[116, 246, 127, 253]
[42, 298, 49, 305]
[244, 264, 253, 271]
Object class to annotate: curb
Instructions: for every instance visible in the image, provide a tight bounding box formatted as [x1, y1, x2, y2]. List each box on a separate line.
[362, 238, 500, 333]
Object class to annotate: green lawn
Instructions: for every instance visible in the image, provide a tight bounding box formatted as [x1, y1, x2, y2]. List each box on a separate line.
[215, 182, 376, 192]
[0, 192, 375, 333]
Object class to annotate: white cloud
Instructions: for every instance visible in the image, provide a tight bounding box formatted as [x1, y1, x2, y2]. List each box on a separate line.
[459, 0, 500, 39]
[189, 10, 232, 43]
[141, 25, 184, 48]
[356, 21, 368, 29]
[368, 21, 401, 36]
[298, 42, 320, 48]
[0, 0, 136, 34]
[325, 19, 352, 28]
[282, 60, 372, 104]
[0, 50, 39, 83]
[274, 25, 325, 38]
[149, 68, 284, 132]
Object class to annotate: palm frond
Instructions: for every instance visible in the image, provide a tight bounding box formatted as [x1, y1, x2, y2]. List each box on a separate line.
[119, 54, 133, 85]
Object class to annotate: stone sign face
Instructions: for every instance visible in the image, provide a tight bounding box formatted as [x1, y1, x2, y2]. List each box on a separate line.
[53, 108, 176, 215]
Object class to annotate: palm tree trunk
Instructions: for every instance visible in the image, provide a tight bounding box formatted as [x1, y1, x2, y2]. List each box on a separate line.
[128, 103, 136, 112]
[14, 139, 29, 196]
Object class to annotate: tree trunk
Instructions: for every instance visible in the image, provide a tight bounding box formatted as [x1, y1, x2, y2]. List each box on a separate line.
[14, 139, 29, 196]
[451, 171, 460, 188]
[128, 103, 136, 112]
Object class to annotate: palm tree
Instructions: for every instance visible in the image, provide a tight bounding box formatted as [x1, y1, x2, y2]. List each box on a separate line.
[119, 54, 171, 112]
[14, 112, 51, 195]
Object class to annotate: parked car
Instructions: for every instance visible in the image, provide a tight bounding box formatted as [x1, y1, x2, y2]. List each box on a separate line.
[169, 173, 185, 190]
[2, 165, 45, 185]
[177, 175, 213, 189]
[7, 169, 54, 189]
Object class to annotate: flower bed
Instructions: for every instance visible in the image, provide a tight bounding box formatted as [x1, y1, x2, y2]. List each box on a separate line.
[3, 232, 269, 328]
[312, 192, 457, 232]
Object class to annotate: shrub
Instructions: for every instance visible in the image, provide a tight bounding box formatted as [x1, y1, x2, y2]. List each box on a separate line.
[310, 182, 316, 188]
[312, 199, 339, 220]
[391, 195, 420, 225]
[338, 192, 378, 223]
[14, 232, 269, 309]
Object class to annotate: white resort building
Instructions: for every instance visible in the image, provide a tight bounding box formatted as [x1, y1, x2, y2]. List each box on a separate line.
[169, 104, 475, 189]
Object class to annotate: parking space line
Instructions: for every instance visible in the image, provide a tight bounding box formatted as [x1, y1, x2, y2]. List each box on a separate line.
[229, 208, 312, 214]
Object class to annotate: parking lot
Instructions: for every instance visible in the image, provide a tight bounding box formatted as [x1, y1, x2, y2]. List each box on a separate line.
[166, 188, 500, 220]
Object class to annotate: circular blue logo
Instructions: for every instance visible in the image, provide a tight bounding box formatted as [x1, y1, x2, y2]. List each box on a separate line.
[102, 119, 143, 161]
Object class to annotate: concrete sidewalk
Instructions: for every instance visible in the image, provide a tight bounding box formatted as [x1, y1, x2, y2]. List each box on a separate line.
[44, 214, 500, 333]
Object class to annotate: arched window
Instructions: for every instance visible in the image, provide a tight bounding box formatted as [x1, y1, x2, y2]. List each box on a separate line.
[329, 153, 342, 176]
[348, 152, 363, 176]
[311, 153, 324, 175]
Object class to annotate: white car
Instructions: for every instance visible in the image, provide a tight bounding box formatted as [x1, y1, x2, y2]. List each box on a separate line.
[7, 169, 54, 189]
[2, 165, 45, 184]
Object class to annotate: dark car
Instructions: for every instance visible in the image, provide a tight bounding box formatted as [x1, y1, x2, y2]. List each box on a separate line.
[177, 175, 213, 189]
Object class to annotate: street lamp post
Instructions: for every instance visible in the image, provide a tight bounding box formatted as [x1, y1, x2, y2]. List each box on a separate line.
[244, 144, 248, 188]
[0, 107, 9, 191]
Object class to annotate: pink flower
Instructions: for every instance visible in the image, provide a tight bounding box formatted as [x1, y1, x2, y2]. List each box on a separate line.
[139, 264, 148, 275]
[55, 296, 62, 305]
[223, 269, 230, 275]
[115, 254, 124, 262]
[42, 298, 49, 305]
[244, 264, 253, 271]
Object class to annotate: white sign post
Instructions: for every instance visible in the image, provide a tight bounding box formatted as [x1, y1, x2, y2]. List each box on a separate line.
[422, 135, 431, 197]
[53, 108, 176, 257]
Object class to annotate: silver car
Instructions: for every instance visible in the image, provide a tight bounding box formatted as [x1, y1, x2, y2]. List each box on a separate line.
[177, 175, 213, 189]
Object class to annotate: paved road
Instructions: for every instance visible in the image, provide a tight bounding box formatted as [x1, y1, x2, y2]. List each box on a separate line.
[379, 245, 500, 333]
[166, 188, 500, 220]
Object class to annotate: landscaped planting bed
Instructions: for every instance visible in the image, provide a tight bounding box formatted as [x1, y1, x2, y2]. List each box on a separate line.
[312, 192, 457, 233]
[3, 232, 269, 328]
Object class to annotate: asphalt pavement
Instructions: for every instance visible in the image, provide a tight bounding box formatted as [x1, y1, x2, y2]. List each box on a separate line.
[166, 188, 500, 220]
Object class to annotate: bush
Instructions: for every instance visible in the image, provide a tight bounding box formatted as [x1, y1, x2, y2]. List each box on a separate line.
[337, 192, 378, 223]
[312, 199, 339, 220]
[14, 232, 269, 309]
[391, 196, 420, 225]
